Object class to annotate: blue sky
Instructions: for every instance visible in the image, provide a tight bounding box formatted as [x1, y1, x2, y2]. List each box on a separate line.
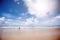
[0, 0, 27, 17]
[0, 0, 60, 27]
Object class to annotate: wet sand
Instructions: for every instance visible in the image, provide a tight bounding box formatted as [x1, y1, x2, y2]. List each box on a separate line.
[0, 27, 60, 40]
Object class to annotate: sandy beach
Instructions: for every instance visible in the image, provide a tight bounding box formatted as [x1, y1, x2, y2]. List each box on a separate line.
[0, 27, 60, 40]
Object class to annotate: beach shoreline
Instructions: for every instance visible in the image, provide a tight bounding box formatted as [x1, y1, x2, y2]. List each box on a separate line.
[0, 27, 60, 40]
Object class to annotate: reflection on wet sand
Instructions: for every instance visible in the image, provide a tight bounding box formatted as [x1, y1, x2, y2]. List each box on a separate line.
[0, 27, 60, 40]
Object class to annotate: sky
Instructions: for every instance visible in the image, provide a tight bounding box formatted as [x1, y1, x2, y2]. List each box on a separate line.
[0, 0, 60, 27]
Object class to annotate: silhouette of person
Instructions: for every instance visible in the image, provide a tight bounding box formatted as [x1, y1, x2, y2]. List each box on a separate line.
[19, 27, 20, 30]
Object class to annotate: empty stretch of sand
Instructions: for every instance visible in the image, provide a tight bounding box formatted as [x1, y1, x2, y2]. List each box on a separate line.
[0, 27, 60, 40]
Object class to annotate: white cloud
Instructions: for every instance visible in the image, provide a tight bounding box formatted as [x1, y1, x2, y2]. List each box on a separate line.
[2, 13, 14, 18]
[21, 0, 59, 26]
[14, 0, 19, 2]
[24, 17, 33, 25]
[0, 17, 5, 21]
[5, 18, 25, 26]
[0, 17, 5, 26]
[17, 17, 22, 20]
[55, 16, 60, 19]
[0, 15, 60, 26]
[23, 0, 58, 18]
[0, 17, 23, 26]
[14, 0, 20, 5]
[44, 16, 60, 26]
[17, 2, 20, 5]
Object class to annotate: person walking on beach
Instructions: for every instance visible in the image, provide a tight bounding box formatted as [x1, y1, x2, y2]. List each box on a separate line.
[19, 26, 20, 30]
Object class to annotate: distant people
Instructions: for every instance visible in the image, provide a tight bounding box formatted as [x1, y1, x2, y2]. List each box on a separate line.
[19, 26, 20, 30]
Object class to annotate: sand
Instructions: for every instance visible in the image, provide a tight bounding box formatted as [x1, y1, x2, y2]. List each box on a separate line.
[0, 27, 60, 40]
